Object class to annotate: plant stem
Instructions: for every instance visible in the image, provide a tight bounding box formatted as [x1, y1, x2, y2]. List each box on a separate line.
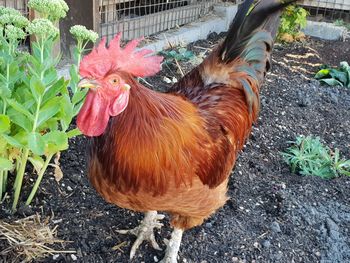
[12, 148, 30, 211]
[3, 170, 8, 192]
[25, 154, 53, 206]
[0, 171, 3, 200]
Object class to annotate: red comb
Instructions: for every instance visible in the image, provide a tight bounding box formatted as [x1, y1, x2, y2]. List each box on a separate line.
[79, 33, 163, 78]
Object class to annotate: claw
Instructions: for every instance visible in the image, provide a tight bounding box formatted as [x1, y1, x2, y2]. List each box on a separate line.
[116, 211, 164, 259]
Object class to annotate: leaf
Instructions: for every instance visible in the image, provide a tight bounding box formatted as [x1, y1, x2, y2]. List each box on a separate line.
[0, 157, 13, 171]
[59, 94, 73, 130]
[52, 164, 63, 182]
[1, 134, 23, 148]
[329, 69, 347, 84]
[7, 99, 34, 120]
[30, 75, 45, 101]
[28, 132, 45, 155]
[69, 64, 79, 84]
[9, 62, 19, 79]
[183, 50, 194, 59]
[43, 67, 58, 86]
[28, 155, 44, 174]
[315, 69, 330, 79]
[0, 114, 10, 133]
[43, 131, 68, 154]
[8, 113, 31, 132]
[37, 97, 61, 127]
[178, 48, 187, 54]
[168, 50, 178, 57]
[319, 78, 344, 87]
[42, 77, 66, 104]
[72, 89, 87, 105]
[67, 128, 81, 138]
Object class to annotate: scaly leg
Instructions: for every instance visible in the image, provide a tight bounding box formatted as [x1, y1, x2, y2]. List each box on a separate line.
[117, 211, 164, 259]
[160, 228, 184, 263]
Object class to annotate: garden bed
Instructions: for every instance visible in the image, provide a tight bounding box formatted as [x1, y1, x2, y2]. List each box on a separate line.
[1, 35, 350, 263]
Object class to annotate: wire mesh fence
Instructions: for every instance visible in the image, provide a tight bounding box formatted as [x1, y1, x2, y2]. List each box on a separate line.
[299, 0, 350, 22]
[0, 0, 29, 16]
[99, 0, 219, 41]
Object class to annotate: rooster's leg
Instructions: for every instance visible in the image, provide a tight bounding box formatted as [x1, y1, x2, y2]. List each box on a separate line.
[117, 211, 164, 259]
[160, 228, 184, 263]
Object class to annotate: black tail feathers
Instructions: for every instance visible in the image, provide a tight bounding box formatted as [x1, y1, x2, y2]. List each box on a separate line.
[219, 0, 296, 64]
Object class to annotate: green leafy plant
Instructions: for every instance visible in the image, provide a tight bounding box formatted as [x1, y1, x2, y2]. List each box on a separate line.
[334, 19, 350, 31]
[282, 135, 350, 179]
[0, 1, 98, 211]
[277, 4, 308, 42]
[159, 47, 196, 64]
[315, 61, 350, 88]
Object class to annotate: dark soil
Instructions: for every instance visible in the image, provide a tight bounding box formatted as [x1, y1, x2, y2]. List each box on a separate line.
[1, 35, 350, 263]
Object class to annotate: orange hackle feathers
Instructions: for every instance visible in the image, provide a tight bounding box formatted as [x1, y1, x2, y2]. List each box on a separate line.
[79, 33, 163, 79]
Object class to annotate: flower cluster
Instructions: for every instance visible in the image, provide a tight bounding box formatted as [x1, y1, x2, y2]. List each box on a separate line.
[28, 0, 69, 21]
[0, 13, 29, 28]
[27, 18, 59, 38]
[5, 25, 26, 41]
[70, 25, 99, 43]
[0, 6, 22, 17]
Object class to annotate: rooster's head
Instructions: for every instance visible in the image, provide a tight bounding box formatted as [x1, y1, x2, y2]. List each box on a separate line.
[77, 33, 163, 137]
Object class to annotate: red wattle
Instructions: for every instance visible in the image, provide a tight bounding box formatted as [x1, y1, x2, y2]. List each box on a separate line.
[77, 91, 111, 137]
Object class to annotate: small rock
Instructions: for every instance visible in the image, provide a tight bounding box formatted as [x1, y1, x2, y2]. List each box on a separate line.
[274, 251, 283, 261]
[270, 221, 281, 233]
[297, 90, 311, 107]
[70, 254, 77, 261]
[325, 218, 340, 239]
[154, 255, 159, 262]
[67, 185, 73, 191]
[262, 239, 271, 248]
[232, 257, 239, 262]
[205, 222, 212, 228]
[52, 254, 60, 260]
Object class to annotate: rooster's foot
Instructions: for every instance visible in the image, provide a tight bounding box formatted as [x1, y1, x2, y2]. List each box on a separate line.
[117, 211, 164, 259]
[159, 228, 183, 263]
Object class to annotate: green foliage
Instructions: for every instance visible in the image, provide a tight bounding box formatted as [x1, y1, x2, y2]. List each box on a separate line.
[277, 5, 308, 42]
[334, 19, 350, 31]
[159, 47, 195, 64]
[0, 2, 98, 211]
[315, 61, 350, 88]
[282, 136, 350, 179]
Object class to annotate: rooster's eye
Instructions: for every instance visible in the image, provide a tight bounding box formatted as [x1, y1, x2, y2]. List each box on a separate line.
[111, 79, 119, 84]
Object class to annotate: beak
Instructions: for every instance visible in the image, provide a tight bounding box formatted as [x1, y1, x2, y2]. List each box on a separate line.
[78, 78, 99, 89]
[122, 84, 131, 91]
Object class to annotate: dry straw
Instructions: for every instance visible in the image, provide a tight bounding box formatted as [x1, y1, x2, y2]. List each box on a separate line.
[0, 214, 75, 262]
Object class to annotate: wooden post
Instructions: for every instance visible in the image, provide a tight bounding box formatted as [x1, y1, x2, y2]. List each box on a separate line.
[59, 0, 100, 58]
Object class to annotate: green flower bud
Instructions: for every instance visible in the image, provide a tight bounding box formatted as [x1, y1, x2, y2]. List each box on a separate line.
[0, 14, 29, 28]
[5, 25, 26, 41]
[0, 6, 22, 17]
[70, 25, 99, 43]
[28, 0, 69, 21]
[27, 18, 59, 38]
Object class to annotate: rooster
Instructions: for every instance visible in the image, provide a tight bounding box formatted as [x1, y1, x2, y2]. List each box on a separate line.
[76, 0, 293, 262]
